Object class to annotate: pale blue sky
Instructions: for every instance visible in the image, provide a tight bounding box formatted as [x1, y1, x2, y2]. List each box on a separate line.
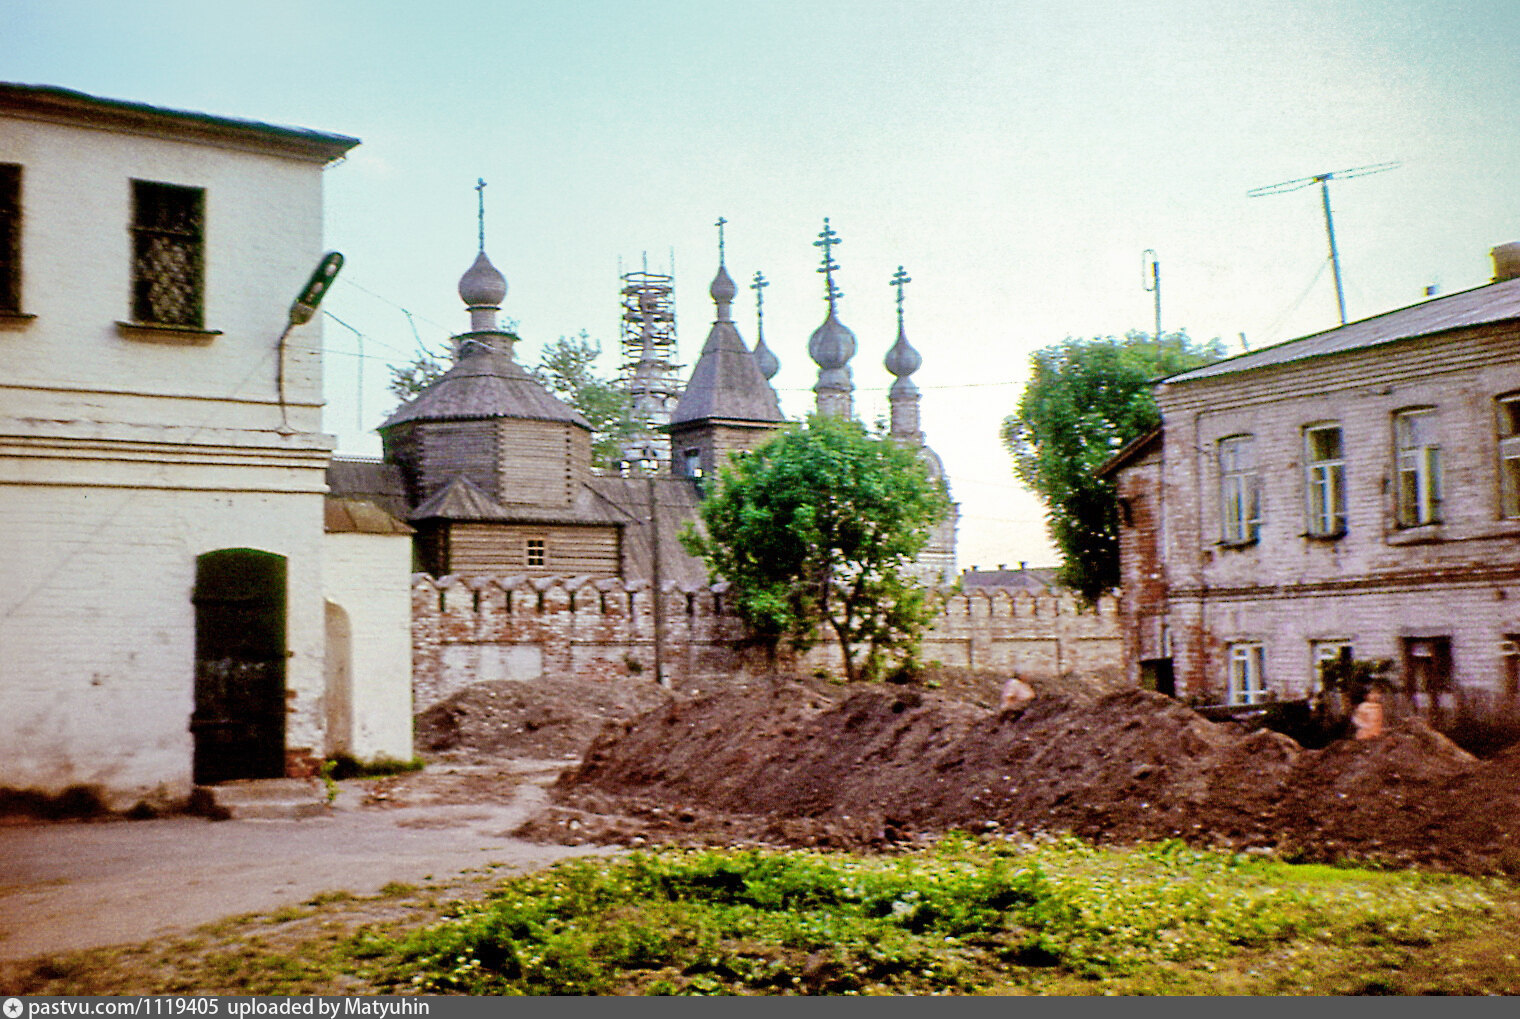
[7, 1, 1519, 568]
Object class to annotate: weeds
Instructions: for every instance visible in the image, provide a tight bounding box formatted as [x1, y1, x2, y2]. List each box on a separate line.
[324, 754, 426, 780]
[350, 836, 1511, 995]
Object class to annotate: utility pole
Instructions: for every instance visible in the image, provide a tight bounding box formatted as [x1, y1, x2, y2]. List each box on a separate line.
[1248, 161, 1399, 325]
[645, 471, 667, 688]
[1141, 249, 1161, 341]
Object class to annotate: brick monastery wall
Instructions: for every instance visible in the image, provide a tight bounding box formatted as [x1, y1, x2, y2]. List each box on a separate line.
[411, 574, 1122, 711]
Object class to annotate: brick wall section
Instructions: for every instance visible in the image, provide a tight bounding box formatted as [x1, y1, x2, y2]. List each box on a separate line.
[1113, 442, 1168, 684]
[1119, 318, 1520, 704]
[411, 574, 1122, 710]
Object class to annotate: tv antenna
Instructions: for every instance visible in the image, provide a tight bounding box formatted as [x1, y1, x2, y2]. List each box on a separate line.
[1248, 161, 1399, 325]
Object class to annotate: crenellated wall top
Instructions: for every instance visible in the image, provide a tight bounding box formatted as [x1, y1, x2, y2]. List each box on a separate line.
[410, 574, 1118, 621]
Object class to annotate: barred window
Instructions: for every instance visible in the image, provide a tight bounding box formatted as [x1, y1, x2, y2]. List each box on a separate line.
[1218, 435, 1261, 544]
[0, 163, 19, 313]
[1498, 395, 1520, 518]
[526, 537, 546, 568]
[1304, 424, 1346, 536]
[131, 180, 205, 327]
[1394, 408, 1441, 527]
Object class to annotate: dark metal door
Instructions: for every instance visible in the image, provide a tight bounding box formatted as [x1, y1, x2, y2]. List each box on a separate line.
[191, 549, 287, 784]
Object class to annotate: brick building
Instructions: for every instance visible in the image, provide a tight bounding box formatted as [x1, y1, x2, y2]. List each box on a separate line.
[0, 84, 414, 810]
[1101, 244, 1520, 717]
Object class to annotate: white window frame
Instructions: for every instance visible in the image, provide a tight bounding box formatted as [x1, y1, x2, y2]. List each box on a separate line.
[1498, 395, 1520, 519]
[1218, 435, 1261, 545]
[1228, 642, 1267, 705]
[526, 536, 546, 567]
[1303, 424, 1346, 536]
[1394, 408, 1441, 527]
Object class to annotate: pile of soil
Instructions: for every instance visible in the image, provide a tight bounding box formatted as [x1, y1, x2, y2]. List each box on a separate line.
[520, 680, 1520, 875]
[416, 676, 672, 760]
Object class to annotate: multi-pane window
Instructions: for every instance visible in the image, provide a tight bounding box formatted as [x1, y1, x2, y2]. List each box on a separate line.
[0, 163, 19, 313]
[526, 537, 546, 567]
[1304, 425, 1346, 536]
[1227, 642, 1267, 705]
[130, 180, 205, 327]
[1394, 409, 1441, 527]
[1218, 435, 1261, 544]
[1499, 395, 1520, 518]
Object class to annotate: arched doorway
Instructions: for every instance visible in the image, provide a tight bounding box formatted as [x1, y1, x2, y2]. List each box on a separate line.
[191, 549, 287, 784]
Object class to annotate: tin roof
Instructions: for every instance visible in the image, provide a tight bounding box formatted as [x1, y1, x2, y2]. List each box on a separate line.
[324, 497, 413, 535]
[1164, 275, 1520, 385]
[0, 82, 358, 164]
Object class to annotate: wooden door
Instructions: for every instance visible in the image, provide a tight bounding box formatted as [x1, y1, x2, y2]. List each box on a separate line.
[191, 549, 287, 784]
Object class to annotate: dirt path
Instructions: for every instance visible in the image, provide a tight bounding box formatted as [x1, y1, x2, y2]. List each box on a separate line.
[0, 760, 607, 961]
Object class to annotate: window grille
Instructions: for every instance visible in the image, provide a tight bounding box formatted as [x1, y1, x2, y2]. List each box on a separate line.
[1227, 642, 1267, 705]
[1394, 409, 1440, 527]
[1304, 425, 1346, 535]
[1499, 395, 1520, 518]
[1218, 435, 1261, 544]
[526, 537, 546, 567]
[0, 164, 19, 313]
[131, 180, 205, 327]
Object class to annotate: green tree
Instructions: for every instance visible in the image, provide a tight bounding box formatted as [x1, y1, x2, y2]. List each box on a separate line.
[528, 332, 639, 469]
[1002, 330, 1225, 603]
[681, 414, 952, 682]
[387, 331, 639, 470]
[386, 349, 449, 403]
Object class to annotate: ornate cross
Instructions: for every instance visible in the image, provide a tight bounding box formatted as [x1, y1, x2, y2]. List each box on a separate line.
[475, 178, 487, 252]
[715, 216, 728, 263]
[891, 265, 912, 323]
[814, 218, 843, 307]
[751, 270, 768, 326]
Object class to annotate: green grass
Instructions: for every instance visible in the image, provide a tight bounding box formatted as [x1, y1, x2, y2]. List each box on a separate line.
[351, 833, 1516, 995]
[12, 834, 1520, 995]
[324, 753, 426, 780]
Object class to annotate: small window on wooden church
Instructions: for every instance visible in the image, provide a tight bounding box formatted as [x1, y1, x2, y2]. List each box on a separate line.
[131, 180, 205, 327]
[0, 163, 20, 313]
[526, 537, 546, 567]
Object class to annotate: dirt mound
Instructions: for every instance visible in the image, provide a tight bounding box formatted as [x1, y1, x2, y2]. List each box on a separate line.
[530, 680, 1520, 873]
[415, 677, 672, 760]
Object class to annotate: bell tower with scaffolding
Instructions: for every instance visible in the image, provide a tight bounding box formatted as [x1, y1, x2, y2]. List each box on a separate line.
[618, 259, 683, 468]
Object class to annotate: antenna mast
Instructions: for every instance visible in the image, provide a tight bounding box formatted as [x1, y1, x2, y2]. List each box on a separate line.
[1248, 161, 1399, 325]
[1141, 249, 1160, 342]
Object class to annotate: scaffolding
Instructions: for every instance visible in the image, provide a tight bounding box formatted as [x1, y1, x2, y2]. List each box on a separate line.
[618, 268, 683, 468]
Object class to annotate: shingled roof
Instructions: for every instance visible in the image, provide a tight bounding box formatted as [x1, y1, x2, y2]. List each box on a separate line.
[380, 344, 589, 431]
[409, 475, 631, 527]
[670, 260, 784, 427]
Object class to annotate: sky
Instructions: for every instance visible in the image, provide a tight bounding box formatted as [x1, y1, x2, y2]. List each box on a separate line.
[7, 0, 1520, 570]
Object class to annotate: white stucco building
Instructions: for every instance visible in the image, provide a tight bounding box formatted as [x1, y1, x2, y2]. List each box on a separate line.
[0, 84, 410, 812]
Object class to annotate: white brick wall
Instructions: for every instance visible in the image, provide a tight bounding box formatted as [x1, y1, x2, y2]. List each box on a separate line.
[0, 95, 350, 809]
[323, 531, 414, 762]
